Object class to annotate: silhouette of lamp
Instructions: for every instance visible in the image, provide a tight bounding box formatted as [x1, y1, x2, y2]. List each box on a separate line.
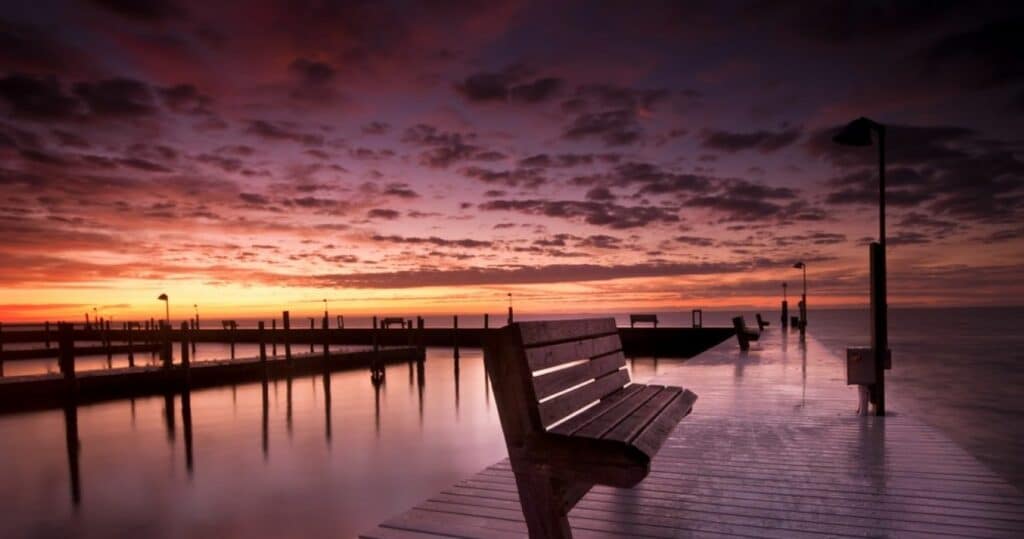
[793, 262, 807, 329]
[833, 116, 889, 415]
[157, 293, 169, 326]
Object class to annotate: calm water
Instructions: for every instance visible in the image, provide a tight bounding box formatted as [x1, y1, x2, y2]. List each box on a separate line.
[1, 307, 1022, 537]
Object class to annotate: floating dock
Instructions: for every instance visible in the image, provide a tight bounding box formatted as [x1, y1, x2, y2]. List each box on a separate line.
[361, 329, 1024, 538]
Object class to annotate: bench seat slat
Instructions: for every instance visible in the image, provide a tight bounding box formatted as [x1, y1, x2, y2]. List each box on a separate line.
[524, 333, 622, 372]
[602, 386, 681, 443]
[518, 318, 618, 348]
[532, 350, 626, 400]
[537, 368, 629, 427]
[547, 384, 643, 436]
[574, 385, 662, 439]
[631, 389, 697, 458]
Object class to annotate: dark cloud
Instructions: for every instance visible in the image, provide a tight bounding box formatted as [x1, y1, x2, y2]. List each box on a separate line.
[246, 120, 324, 146]
[289, 57, 339, 102]
[585, 187, 615, 201]
[361, 121, 391, 135]
[239, 192, 269, 205]
[461, 166, 546, 189]
[675, 235, 715, 247]
[159, 84, 212, 115]
[563, 109, 641, 146]
[814, 125, 1024, 223]
[50, 129, 90, 148]
[73, 78, 156, 117]
[701, 127, 801, 153]
[366, 208, 400, 220]
[608, 162, 715, 196]
[518, 153, 619, 168]
[577, 234, 623, 249]
[568, 84, 671, 111]
[454, 64, 562, 104]
[0, 74, 80, 120]
[921, 17, 1024, 89]
[371, 234, 492, 248]
[87, 0, 185, 22]
[0, 19, 78, 71]
[401, 124, 504, 168]
[480, 198, 679, 229]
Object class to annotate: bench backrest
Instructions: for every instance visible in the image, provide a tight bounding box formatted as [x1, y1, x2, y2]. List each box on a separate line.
[732, 315, 749, 332]
[483, 318, 629, 446]
[629, 314, 657, 323]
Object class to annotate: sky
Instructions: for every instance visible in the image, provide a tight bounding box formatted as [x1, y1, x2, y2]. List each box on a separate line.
[1, 1, 1023, 322]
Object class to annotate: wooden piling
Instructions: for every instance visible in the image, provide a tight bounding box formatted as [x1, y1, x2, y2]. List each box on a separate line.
[272, 319, 277, 357]
[322, 314, 329, 360]
[258, 321, 267, 365]
[104, 320, 112, 364]
[0, 322, 4, 377]
[127, 322, 135, 367]
[229, 321, 236, 360]
[180, 321, 191, 372]
[507, 306, 513, 325]
[372, 316, 379, 353]
[416, 316, 425, 358]
[45, 320, 51, 349]
[160, 321, 173, 368]
[484, 313, 489, 329]
[453, 315, 460, 360]
[58, 322, 75, 380]
[283, 311, 292, 364]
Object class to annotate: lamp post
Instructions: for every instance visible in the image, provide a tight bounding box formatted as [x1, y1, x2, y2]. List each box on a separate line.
[781, 282, 788, 328]
[833, 116, 888, 416]
[158, 294, 169, 327]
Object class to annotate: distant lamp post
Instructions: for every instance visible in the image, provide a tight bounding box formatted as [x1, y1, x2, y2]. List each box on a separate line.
[323, 298, 328, 318]
[158, 294, 169, 326]
[793, 262, 807, 330]
[834, 116, 889, 416]
[781, 282, 789, 328]
[193, 303, 199, 329]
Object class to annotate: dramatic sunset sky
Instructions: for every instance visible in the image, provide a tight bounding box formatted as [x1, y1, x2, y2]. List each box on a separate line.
[1, 1, 1023, 321]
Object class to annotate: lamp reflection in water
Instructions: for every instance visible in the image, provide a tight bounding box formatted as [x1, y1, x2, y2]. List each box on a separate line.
[261, 377, 269, 460]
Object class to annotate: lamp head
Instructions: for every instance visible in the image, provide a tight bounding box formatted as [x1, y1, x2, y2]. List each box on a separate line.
[157, 293, 168, 301]
[832, 117, 877, 147]
[793, 262, 805, 269]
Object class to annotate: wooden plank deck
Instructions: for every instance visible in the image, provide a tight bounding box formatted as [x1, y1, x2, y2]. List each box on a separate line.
[362, 328, 1024, 538]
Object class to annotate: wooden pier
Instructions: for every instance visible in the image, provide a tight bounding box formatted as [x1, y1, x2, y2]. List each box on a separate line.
[361, 328, 1024, 538]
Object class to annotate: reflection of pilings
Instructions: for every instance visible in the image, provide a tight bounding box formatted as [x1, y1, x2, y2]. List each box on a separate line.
[454, 356, 460, 415]
[323, 371, 332, 445]
[373, 375, 382, 436]
[181, 389, 194, 476]
[286, 374, 293, 438]
[63, 400, 81, 509]
[416, 359, 425, 424]
[163, 392, 176, 442]
[484, 366, 490, 408]
[261, 378, 269, 460]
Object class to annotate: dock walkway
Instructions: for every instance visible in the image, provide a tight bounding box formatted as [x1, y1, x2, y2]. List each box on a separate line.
[362, 328, 1024, 538]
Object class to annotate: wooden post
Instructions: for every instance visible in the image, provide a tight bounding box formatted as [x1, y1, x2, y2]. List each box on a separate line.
[0, 322, 4, 377]
[180, 321, 191, 371]
[229, 322, 236, 360]
[508, 306, 513, 325]
[160, 321, 173, 368]
[484, 313, 489, 329]
[58, 322, 75, 380]
[45, 321, 51, 349]
[309, 317, 315, 353]
[283, 311, 292, 364]
[272, 319, 277, 357]
[127, 322, 135, 367]
[322, 314, 329, 361]
[453, 315, 460, 360]
[372, 316, 379, 352]
[258, 321, 267, 365]
[417, 316, 425, 359]
[105, 320, 112, 365]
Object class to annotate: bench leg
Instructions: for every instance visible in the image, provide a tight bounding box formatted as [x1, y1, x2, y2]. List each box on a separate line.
[512, 468, 574, 538]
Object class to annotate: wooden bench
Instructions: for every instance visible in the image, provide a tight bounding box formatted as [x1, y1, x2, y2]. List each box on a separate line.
[755, 313, 771, 331]
[483, 318, 697, 538]
[732, 315, 761, 351]
[628, 313, 658, 328]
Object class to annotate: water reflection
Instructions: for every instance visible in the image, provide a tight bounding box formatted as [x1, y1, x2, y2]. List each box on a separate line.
[62, 401, 81, 509]
[1, 349, 505, 538]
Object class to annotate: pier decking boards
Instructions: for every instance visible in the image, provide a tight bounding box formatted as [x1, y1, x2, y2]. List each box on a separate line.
[362, 329, 1024, 538]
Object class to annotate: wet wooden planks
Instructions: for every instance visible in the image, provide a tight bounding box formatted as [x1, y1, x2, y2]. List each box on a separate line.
[362, 331, 1024, 538]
